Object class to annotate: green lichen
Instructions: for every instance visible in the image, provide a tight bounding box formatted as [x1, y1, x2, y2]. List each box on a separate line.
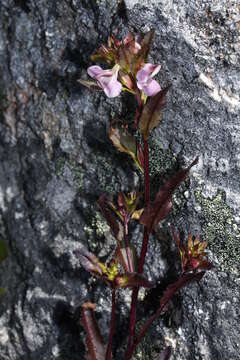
[56, 156, 85, 189]
[68, 160, 84, 189]
[195, 189, 240, 271]
[84, 212, 110, 239]
[91, 152, 123, 194]
[149, 136, 177, 178]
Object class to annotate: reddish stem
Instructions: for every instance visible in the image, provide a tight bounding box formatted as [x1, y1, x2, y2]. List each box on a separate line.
[125, 139, 151, 360]
[106, 288, 116, 360]
[143, 138, 150, 204]
[124, 218, 134, 273]
[134, 88, 143, 128]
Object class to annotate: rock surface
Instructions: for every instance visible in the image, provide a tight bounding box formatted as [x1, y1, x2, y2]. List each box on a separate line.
[0, 0, 239, 359]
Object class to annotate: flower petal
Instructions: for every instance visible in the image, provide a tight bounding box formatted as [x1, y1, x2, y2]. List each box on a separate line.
[136, 68, 149, 84]
[87, 65, 104, 78]
[88, 64, 122, 98]
[142, 79, 161, 96]
[150, 64, 161, 78]
[103, 77, 122, 98]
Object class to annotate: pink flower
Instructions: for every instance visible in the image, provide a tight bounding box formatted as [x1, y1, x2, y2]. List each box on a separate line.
[87, 64, 122, 98]
[136, 63, 161, 96]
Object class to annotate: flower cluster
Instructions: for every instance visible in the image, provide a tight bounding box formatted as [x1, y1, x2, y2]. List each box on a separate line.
[173, 230, 213, 273]
[80, 30, 161, 98]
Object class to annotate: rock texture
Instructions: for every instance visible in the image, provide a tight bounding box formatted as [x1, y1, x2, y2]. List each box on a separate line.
[0, 0, 239, 359]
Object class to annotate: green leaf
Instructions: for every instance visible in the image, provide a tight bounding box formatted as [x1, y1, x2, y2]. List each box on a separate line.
[139, 86, 171, 140]
[109, 124, 143, 172]
[0, 240, 8, 263]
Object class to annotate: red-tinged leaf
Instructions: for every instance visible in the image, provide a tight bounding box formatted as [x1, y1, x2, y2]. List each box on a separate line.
[81, 302, 107, 360]
[119, 71, 134, 90]
[139, 86, 171, 140]
[140, 158, 198, 231]
[158, 346, 172, 360]
[137, 143, 144, 171]
[198, 260, 213, 271]
[160, 272, 205, 311]
[140, 28, 155, 61]
[117, 45, 132, 71]
[115, 273, 154, 289]
[78, 79, 102, 91]
[98, 195, 124, 242]
[90, 44, 115, 65]
[109, 124, 143, 172]
[135, 271, 205, 347]
[75, 248, 103, 276]
[114, 244, 138, 273]
[133, 29, 156, 74]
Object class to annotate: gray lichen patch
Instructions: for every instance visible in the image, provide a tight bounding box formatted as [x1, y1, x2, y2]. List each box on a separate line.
[195, 190, 240, 271]
[149, 136, 177, 178]
[148, 136, 178, 199]
[84, 212, 110, 241]
[134, 346, 161, 360]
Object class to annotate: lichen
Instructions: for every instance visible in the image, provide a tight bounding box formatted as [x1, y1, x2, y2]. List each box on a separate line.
[195, 189, 240, 271]
[94, 153, 121, 194]
[149, 136, 177, 178]
[133, 340, 161, 360]
[84, 212, 110, 239]
[68, 160, 85, 189]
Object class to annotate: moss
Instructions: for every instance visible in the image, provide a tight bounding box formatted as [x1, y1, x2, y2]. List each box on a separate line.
[195, 189, 240, 271]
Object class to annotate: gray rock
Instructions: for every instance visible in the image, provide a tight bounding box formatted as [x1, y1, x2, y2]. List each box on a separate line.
[0, 0, 239, 359]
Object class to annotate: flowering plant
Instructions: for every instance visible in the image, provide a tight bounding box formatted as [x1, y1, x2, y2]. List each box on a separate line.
[78, 29, 212, 360]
